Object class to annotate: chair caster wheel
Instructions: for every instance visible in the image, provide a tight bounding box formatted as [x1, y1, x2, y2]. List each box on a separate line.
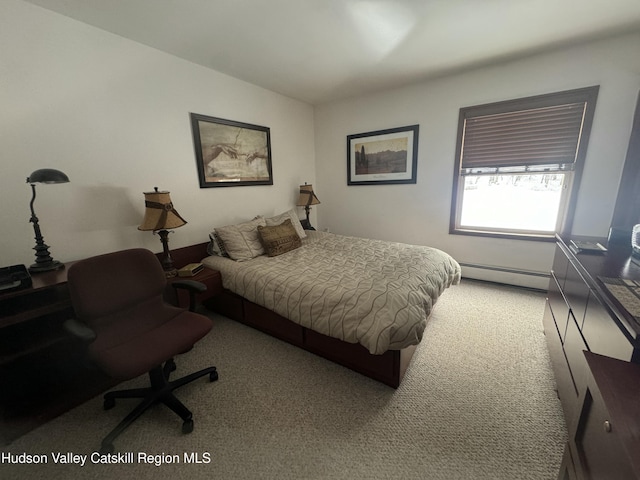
[103, 397, 115, 410]
[99, 442, 114, 454]
[165, 359, 177, 372]
[182, 419, 194, 434]
[209, 369, 218, 382]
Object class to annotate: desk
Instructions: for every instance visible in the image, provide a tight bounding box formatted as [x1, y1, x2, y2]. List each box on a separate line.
[1, 263, 77, 368]
[0, 243, 220, 444]
[0, 243, 221, 444]
[0, 262, 117, 445]
[1, 262, 74, 329]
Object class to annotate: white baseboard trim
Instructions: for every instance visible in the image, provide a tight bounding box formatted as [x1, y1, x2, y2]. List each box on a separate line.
[459, 262, 550, 291]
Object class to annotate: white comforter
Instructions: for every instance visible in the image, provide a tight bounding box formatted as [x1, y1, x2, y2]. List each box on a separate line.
[202, 231, 461, 354]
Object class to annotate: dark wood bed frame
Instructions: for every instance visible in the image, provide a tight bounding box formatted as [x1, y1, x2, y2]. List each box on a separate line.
[204, 289, 417, 388]
[170, 242, 418, 388]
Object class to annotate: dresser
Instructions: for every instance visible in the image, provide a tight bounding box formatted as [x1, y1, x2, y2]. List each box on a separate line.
[543, 235, 640, 478]
[559, 352, 640, 480]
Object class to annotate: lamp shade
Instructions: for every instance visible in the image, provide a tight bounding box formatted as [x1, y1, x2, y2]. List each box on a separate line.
[138, 188, 187, 231]
[27, 168, 70, 184]
[296, 183, 321, 207]
[26, 168, 69, 273]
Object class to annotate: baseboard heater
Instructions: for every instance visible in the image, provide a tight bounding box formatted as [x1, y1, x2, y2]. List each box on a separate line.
[459, 262, 549, 279]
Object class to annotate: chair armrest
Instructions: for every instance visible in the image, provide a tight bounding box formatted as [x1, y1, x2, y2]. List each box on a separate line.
[171, 279, 207, 294]
[171, 279, 207, 312]
[64, 318, 97, 342]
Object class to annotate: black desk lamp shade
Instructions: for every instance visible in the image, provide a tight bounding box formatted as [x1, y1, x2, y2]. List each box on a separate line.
[26, 168, 69, 273]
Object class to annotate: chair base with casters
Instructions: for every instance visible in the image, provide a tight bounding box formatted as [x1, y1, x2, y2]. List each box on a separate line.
[98, 360, 218, 454]
[64, 248, 219, 454]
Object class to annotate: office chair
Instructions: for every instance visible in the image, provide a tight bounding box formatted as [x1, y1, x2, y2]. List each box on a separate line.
[64, 248, 218, 453]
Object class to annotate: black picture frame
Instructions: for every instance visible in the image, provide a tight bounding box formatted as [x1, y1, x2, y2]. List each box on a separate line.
[347, 125, 419, 185]
[190, 113, 273, 188]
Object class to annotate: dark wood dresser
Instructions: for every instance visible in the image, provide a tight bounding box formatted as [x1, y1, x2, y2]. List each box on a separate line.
[558, 351, 640, 479]
[543, 235, 640, 479]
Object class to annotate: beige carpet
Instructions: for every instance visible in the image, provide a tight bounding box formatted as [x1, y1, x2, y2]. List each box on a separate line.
[1, 279, 566, 479]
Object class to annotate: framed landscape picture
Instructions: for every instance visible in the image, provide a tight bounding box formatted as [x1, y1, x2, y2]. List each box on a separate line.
[190, 113, 273, 187]
[347, 125, 419, 185]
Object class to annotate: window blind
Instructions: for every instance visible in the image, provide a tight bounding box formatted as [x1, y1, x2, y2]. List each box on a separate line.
[461, 102, 587, 170]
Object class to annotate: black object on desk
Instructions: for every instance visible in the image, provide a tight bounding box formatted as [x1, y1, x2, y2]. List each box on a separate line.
[0, 265, 32, 293]
[569, 239, 607, 254]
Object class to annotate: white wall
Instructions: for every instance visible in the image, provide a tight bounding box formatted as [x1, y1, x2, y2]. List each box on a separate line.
[1, 0, 316, 267]
[3, 1, 639, 290]
[314, 33, 640, 288]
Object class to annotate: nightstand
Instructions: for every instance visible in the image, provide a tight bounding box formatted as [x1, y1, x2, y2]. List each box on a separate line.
[167, 268, 222, 309]
[300, 218, 316, 231]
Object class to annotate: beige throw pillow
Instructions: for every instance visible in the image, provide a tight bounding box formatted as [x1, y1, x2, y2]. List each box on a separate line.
[258, 219, 302, 257]
[264, 209, 306, 239]
[215, 217, 266, 261]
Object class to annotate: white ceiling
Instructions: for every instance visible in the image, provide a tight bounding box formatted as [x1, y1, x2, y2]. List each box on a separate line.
[23, 0, 640, 105]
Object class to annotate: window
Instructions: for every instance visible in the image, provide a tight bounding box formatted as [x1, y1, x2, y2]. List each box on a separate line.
[450, 86, 599, 240]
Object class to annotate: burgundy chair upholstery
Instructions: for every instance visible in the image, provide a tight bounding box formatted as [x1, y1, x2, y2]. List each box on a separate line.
[66, 248, 217, 453]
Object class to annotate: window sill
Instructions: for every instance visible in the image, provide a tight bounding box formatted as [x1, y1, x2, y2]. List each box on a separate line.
[449, 228, 557, 242]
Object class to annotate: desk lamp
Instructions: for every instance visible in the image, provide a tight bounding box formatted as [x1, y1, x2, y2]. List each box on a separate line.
[26, 168, 70, 273]
[138, 187, 187, 277]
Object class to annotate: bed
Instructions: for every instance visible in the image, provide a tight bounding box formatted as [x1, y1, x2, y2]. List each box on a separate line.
[201, 215, 461, 387]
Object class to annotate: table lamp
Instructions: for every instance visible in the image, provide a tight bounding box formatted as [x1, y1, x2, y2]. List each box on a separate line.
[296, 183, 321, 231]
[26, 168, 70, 273]
[138, 187, 187, 277]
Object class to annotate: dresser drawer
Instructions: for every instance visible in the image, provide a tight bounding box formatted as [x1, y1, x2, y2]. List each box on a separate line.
[552, 246, 570, 290]
[568, 352, 640, 480]
[544, 301, 580, 420]
[564, 261, 590, 330]
[582, 291, 635, 362]
[564, 313, 588, 399]
[548, 272, 570, 342]
[572, 388, 636, 480]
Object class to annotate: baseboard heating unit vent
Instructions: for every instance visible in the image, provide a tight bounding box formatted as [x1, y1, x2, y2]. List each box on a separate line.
[459, 262, 549, 290]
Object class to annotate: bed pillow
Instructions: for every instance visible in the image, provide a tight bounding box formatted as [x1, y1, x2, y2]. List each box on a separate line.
[214, 217, 267, 261]
[264, 209, 306, 239]
[258, 219, 302, 257]
[207, 230, 229, 257]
